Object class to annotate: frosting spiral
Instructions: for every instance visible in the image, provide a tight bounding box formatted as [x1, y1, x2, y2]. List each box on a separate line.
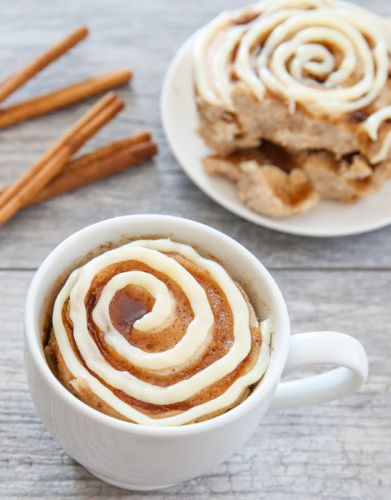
[51, 239, 271, 426]
[193, 0, 391, 162]
[193, 0, 391, 164]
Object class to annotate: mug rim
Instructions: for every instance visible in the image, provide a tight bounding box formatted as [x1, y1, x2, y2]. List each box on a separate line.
[25, 214, 290, 436]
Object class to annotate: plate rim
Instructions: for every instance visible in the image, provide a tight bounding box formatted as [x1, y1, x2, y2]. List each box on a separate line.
[160, 34, 391, 238]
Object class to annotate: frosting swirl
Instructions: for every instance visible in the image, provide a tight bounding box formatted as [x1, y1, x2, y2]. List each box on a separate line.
[194, 0, 391, 114]
[193, 0, 391, 162]
[51, 239, 271, 426]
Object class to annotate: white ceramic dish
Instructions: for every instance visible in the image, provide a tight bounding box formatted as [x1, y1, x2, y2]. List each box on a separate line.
[25, 215, 368, 490]
[161, 35, 391, 237]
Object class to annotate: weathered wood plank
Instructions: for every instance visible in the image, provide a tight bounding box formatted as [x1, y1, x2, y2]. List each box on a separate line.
[0, 0, 390, 270]
[1, 269, 389, 499]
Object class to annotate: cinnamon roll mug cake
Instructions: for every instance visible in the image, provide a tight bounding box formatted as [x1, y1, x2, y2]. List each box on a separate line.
[25, 215, 368, 489]
[45, 237, 272, 425]
[194, 0, 391, 217]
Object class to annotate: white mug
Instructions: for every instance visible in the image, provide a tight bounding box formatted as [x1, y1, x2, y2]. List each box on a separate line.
[24, 214, 368, 490]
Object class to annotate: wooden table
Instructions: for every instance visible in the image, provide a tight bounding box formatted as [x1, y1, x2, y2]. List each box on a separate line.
[1, 1, 390, 498]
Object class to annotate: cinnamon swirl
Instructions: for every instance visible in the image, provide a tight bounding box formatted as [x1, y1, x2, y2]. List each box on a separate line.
[45, 239, 271, 426]
[194, 0, 391, 217]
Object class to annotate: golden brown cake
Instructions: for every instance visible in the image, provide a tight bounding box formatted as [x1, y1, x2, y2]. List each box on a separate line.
[45, 239, 271, 426]
[193, 0, 391, 217]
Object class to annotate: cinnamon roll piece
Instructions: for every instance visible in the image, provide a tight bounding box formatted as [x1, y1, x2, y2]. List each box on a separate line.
[194, 0, 391, 217]
[45, 239, 271, 426]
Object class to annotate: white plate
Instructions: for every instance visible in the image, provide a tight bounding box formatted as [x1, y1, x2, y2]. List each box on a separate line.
[160, 35, 391, 237]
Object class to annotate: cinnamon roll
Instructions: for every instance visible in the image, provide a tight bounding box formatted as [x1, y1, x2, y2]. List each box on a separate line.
[194, 0, 391, 217]
[45, 239, 271, 426]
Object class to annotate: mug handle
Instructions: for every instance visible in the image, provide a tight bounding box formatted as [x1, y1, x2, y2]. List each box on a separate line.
[270, 332, 368, 411]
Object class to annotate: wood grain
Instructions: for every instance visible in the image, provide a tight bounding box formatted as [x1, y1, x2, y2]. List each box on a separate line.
[0, 1, 390, 499]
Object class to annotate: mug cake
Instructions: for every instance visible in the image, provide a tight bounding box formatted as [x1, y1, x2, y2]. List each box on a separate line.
[45, 238, 272, 426]
[193, 0, 391, 217]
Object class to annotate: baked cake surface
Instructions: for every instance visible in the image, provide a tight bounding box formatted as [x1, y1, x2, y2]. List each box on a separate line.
[46, 239, 272, 426]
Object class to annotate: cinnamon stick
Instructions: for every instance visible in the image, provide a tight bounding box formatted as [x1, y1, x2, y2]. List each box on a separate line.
[0, 132, 157, 205]
[32, 138, 157, 203]
[0, 26, 88, 104]
[0, 92, 118, 209]
[0, 69, 132, 129]
[0, 92, 123, 225]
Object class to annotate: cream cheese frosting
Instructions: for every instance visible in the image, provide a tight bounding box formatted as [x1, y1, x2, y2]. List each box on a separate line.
[51, 239, 271, 426]
[193, 0, 391, 162]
